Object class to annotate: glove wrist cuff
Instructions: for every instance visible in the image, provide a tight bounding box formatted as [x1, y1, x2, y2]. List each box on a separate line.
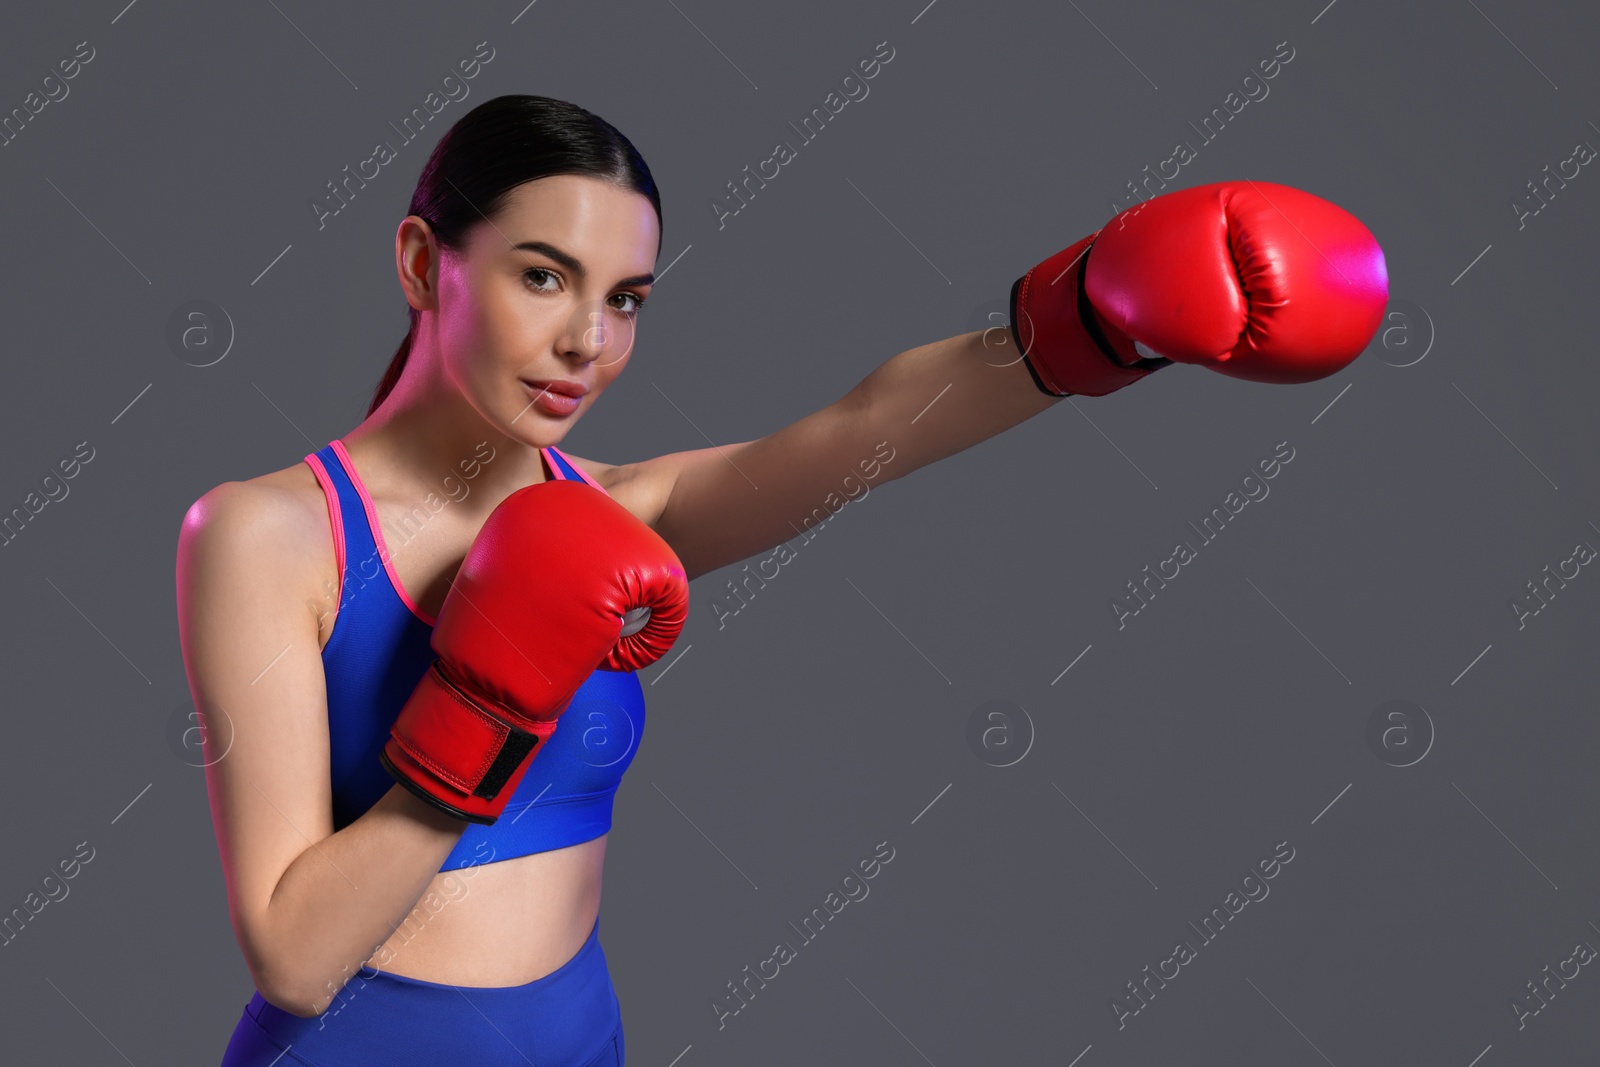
[1008, 233, 1171, 398]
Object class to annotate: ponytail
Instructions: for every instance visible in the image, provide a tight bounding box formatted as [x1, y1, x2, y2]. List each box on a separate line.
[368, 310, 419, 416]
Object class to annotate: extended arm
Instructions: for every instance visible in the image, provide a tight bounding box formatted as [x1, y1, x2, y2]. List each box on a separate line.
[628, 326, 1056, 582]
[625, 180, 1387, 582]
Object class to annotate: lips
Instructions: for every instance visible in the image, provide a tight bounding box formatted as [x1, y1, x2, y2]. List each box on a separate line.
[520, 379, 589, 398]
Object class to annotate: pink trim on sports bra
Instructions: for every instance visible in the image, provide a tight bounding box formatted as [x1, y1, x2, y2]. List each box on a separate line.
[304, 452, 347, 611]
[325, 440, 592, 627]
[545, 445, 607, 492]
[329, 439, 438, 627]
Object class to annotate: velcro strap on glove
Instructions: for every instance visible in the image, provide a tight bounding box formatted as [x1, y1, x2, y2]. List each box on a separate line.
[389, 661, 544, 800]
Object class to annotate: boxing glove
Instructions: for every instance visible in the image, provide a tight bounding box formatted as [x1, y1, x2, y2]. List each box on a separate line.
[1008, 180, 1389, 397]
[380, 479, 689, 825]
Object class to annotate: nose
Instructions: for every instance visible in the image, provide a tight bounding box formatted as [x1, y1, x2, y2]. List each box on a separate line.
[564, 303, 609, 365]
[562, 299, 636, 371]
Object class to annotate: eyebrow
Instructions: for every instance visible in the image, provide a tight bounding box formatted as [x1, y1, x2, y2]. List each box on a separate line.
[512, 240, 655, 288]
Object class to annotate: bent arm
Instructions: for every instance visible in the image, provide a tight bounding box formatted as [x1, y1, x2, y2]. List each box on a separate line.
[252, 785, 466, 1015]
[177, 481, 467, 1018]
[627, 327, 1058, 581]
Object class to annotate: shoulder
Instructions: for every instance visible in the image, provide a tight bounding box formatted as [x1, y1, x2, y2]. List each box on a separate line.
[550, 449, 669, 530]
[178, 459, 336, 598]
[181, 461, 326, 546]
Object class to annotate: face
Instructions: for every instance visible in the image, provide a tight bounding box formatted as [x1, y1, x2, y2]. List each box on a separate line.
[400, 174, 660, 444]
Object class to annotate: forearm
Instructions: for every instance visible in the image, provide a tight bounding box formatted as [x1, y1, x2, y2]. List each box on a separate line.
[850, 328, 1060, 480]
[253, 784, 467, 1016]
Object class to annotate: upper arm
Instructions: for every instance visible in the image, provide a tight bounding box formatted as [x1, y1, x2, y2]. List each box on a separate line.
[613, 388, 894, 582]
[175, 480, 337, 991]
[589, 329, 1053, 582]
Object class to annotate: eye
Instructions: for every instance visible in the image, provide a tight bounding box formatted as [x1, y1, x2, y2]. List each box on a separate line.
[609, 292, 648, 315]
[522, 267, 561, 292]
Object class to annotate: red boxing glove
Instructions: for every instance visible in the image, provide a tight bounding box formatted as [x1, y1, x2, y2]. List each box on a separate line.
[1008, 180, 1389, 397]
[380, 479, 689, 825]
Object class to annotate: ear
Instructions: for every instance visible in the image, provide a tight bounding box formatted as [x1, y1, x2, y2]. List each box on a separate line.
[395, 215, 441, 313]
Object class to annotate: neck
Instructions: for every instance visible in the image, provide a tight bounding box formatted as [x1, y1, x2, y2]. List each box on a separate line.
[343, 329, 550, 505]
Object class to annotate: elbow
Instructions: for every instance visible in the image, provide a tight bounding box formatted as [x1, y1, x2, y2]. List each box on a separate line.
[256, 969, 341, 1020]
[258, 988, 320, 1020]
[246, 943, 343, 1020]
[235, 891, 358, 1020]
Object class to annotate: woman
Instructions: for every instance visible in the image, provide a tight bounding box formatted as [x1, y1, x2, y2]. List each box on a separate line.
[176, 95, 1385, 1066]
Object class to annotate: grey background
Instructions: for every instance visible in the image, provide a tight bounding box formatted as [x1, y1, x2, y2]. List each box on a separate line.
[0, 0, 1595, 1063]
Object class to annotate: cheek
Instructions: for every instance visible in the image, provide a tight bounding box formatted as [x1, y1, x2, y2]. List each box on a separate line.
[435, 273, 491, 353]
[441, 280, 525, 380]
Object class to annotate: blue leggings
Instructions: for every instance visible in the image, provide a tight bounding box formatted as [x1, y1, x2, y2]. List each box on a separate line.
[219, 917, 623, 1066]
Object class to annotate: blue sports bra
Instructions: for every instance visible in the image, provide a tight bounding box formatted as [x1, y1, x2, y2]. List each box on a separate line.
[303, 438, 647, 870]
